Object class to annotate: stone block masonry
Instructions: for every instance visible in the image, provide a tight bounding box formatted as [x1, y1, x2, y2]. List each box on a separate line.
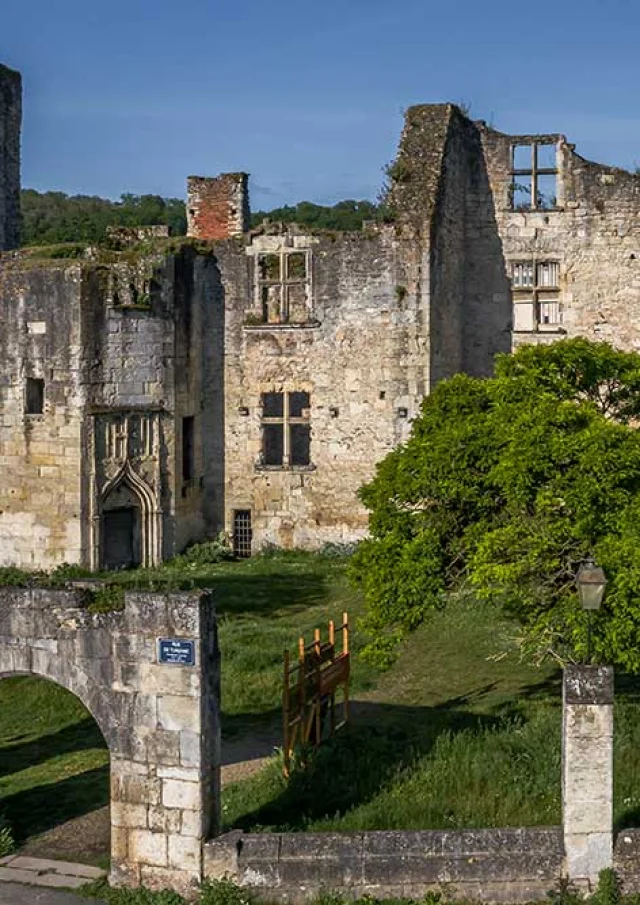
[562, 665, 613, 883]
[0, 588, 221, 896]
[0, 63, 21, 250]
[204, 827, 566, 903]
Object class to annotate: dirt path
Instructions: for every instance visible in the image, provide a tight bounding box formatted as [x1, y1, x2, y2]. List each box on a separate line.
[19, 728, 281, 863]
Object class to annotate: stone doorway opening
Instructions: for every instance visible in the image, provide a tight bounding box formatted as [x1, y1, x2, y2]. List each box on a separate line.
[102, 506, 141, 570]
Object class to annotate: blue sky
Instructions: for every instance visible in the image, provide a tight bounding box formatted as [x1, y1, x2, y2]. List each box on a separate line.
[2, 0, 639, 210]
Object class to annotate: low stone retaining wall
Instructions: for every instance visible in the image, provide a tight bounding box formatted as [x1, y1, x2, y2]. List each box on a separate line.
[204, 827, 565, 903]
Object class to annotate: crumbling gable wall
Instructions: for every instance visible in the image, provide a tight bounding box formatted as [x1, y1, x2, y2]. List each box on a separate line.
[479, 124, 640, 353]
[0, 63, 21, 251]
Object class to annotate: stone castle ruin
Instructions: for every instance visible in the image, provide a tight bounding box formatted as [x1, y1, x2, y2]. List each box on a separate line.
[2, 64, 640, 570]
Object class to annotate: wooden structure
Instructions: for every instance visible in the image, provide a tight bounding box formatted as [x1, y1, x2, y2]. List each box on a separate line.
[282, 613, 350, 777]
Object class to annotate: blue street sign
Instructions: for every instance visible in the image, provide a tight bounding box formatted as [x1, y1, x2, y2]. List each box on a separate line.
[158, 638, 196, 666]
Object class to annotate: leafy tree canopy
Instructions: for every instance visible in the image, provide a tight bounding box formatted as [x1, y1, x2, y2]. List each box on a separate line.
[250, 199, 379, 231]
[20, 189, 187, 246]
[350, 339, 640, 670]
[20, 190, 380, 248]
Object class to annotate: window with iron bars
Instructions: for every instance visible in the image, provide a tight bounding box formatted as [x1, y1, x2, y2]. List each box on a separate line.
[232, 510, 252, 558]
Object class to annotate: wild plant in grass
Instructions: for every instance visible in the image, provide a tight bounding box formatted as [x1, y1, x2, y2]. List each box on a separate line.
[0, 812, 14, 857]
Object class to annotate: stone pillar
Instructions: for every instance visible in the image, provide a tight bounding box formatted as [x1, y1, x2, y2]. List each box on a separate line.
[563, 664, 613, 884]
[109, 590, 221, 894]
[186, 173, 250, 240]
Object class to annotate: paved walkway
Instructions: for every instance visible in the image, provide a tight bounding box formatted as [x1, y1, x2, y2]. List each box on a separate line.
[0, 882, 104, 904]
[0, 855, 105, 899]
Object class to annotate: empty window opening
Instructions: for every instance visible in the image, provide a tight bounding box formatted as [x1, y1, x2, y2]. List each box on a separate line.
[511, 141, 558, 211]
[260, 391, 311, 467]
[255, 251, 310, 324]
[512, 260, 562, 331]
[182, 416, 195, 482]
[25, 378, 44, 415]
[233, 510, 252, 558]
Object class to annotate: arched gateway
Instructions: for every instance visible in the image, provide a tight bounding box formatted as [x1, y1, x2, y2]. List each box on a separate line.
[0, 587, 220, 894]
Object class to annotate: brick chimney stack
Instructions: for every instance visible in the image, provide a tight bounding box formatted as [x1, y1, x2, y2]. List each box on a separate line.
[186, 173, 250, 240]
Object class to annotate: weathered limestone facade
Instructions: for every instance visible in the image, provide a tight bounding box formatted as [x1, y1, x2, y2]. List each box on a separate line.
[0, 588, 220, 895]
[0, 63, 21, 251]
[0, 239, 224, 568]
[3, 63, 640, 563]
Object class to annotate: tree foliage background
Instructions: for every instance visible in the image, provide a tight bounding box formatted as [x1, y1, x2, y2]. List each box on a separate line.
[19, 190, 379, 246]
[350, 339, 640, 671]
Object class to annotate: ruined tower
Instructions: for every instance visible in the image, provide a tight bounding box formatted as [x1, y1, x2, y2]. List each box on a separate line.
[0, 63, 21, 250]
[186, 172, 250, 240]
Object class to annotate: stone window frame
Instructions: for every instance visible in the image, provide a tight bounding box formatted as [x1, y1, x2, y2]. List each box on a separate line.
[257, 390, 314, 471]
[512, 260, 564, 332]
[244, 239, 318, 328]
[255, 249, 311, 325]
[510, 141, 559, 211]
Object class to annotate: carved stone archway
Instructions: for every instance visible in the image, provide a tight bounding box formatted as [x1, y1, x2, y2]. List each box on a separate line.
[98, 461, 161, 570]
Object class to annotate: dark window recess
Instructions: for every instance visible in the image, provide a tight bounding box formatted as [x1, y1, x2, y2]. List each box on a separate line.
[260, 390, 311, 467]
[290, 423, 311, 465]
[263, 423, 284, 465]
[262, 392, 284, 418]
[182, 416, 195, 481]
[289, 391, 310, 418]
[26, 378, 44, 415]
[233, 510, 252, 558]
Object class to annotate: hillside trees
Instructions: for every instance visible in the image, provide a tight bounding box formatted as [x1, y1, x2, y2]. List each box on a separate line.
[350, 339, 640, 670]
[20, 190, 187, 245]
[19, 190, 380, 247]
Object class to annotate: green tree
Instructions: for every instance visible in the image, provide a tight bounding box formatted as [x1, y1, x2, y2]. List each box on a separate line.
[20, 190, 187, 246]
[351, 339, 640, 670]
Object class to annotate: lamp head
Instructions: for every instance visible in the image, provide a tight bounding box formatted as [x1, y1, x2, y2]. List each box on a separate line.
[576, 556, 607, 611]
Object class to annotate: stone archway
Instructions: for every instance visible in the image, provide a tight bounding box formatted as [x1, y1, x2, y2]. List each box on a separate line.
[99, 462, 161, 570]
[0, 587, 220, 894]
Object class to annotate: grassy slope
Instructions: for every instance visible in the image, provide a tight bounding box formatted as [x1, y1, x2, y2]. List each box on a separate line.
[1, 551, 640, 852]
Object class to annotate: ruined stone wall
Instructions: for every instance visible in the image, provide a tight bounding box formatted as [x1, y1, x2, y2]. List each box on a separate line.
[0, 243, 223, 569]
[0, 587, 220, 895]
[217, 226, 427, 550]
[0, 64, 21, 251]
[0, 262, 85, 567]
[478, 124, 640, 355]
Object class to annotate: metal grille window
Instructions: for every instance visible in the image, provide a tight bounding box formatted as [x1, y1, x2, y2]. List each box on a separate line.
[256, 252, 309, 324]
[512, 260, 562, 331]
[233, 510, 252, 558]
[261, 391, 311, 467]
[511, 142, 558, 211]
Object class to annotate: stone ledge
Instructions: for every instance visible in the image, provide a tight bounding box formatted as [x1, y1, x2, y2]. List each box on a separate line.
[204, 826, 565, 902]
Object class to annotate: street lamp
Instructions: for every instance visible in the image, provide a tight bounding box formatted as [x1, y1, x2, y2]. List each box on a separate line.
[576, 556, 607, 663]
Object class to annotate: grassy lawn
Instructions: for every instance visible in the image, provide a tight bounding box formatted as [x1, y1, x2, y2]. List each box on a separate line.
[1, 549, 640, 857]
